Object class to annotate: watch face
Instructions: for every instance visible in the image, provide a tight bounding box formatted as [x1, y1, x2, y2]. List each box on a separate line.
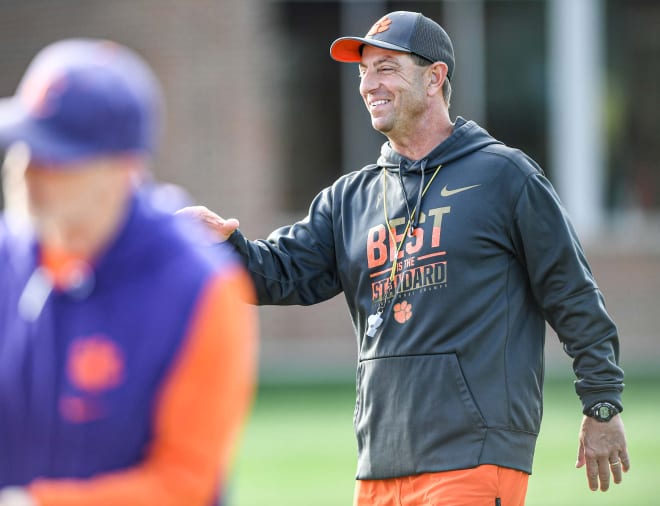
[598, 405, 612, 419]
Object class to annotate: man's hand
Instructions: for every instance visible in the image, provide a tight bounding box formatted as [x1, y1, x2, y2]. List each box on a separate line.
[175, 205, 239, 243]
[576, 414, 630, 492]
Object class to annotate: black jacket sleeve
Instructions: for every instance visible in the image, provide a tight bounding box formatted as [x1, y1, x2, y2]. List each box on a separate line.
[226, 188, 342, 306]
[511, 172, 624, 412]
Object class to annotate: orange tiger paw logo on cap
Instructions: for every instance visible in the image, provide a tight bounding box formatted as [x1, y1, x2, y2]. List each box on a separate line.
[20, 71, 68, 118]
[367, 16, 392, 37]
[393, 301, 413, 323]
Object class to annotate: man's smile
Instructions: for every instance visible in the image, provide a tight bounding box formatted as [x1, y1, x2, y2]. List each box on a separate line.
[369, 98, 391, 110]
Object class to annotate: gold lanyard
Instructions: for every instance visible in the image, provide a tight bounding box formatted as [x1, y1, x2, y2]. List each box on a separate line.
[382, 164, 442, 283]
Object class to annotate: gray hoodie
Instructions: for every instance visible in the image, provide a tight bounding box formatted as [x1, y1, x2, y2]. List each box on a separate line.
[227, 117, 624, 479]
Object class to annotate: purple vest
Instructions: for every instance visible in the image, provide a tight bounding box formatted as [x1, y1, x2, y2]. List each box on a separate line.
[0, 191, 233, 487]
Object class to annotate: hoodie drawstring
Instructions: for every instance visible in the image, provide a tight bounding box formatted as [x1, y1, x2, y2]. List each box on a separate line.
[396, 162, 414, 234]
[395, 159, 428, 234]
[413, 159, 427, 232]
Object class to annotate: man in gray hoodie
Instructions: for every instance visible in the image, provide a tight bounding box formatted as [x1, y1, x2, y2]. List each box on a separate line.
[182, 10, 629, 506]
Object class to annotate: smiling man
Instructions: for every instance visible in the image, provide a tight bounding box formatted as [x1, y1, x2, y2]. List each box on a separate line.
[180, 10, 629, 506]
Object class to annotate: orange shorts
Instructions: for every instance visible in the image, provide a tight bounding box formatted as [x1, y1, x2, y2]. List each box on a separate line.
[353, 465, 529, 506]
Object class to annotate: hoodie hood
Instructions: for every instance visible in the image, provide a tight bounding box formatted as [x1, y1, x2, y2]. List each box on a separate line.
[376, 117, 502, 171]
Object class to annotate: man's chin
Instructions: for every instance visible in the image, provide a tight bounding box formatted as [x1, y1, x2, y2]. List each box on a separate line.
[370, 119, 391, 135]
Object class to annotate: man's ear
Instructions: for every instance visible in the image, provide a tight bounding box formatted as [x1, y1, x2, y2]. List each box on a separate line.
[427, 62, 448, 96]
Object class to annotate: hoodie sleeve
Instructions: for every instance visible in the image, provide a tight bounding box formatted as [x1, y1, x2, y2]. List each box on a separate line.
[510, 171, 624, 412]
[27, 267, 258, 506]
[227, 187, 342, 306]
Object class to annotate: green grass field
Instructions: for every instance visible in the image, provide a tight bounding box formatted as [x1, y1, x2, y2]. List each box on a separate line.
[228, 374, 659, 505]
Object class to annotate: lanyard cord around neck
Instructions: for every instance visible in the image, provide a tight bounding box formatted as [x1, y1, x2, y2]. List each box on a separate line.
[382, 163, 442, 283]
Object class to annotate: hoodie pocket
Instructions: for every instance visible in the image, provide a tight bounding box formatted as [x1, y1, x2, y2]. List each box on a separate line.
[354, 353, 487, 479]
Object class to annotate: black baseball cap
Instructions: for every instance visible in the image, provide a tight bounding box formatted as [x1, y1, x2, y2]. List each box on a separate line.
[330, 11, 455, 80]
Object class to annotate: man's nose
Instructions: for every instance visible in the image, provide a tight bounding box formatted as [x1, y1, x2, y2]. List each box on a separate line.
[359, 70, 379, 96]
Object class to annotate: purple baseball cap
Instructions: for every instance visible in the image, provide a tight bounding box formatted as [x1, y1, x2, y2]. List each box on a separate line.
[330, 11, 455, 80]
[0, 38, 163, 166]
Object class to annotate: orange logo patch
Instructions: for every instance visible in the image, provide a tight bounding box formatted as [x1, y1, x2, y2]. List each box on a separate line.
[393, 301, 413, 323]
[20, 70, 67, 118]
[67, 335, 124, 393]
[367, 16, 392, 37]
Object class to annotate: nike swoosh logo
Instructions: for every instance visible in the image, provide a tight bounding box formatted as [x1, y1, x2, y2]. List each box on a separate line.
[440, 184, 481, 197]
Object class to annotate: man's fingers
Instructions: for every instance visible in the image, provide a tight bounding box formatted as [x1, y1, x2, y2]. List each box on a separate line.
[586, 458, 600, 491]
[175, 206, 239, 242]
[585, 458, 612, 492]
[598, 458, 611, 491]
[620, 450, 631, 472]
[576, 440, 586, 468]
[220, 217, 240, 235]
[586, 456, 628, 492]
[610, 449, 630, 484]
[609, 457, 623, 484]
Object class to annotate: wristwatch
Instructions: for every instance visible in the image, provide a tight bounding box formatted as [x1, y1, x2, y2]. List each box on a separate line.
[586, 401, 619, 422]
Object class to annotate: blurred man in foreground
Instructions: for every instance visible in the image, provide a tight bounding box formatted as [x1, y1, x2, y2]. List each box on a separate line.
[0, 39, 258, 506]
